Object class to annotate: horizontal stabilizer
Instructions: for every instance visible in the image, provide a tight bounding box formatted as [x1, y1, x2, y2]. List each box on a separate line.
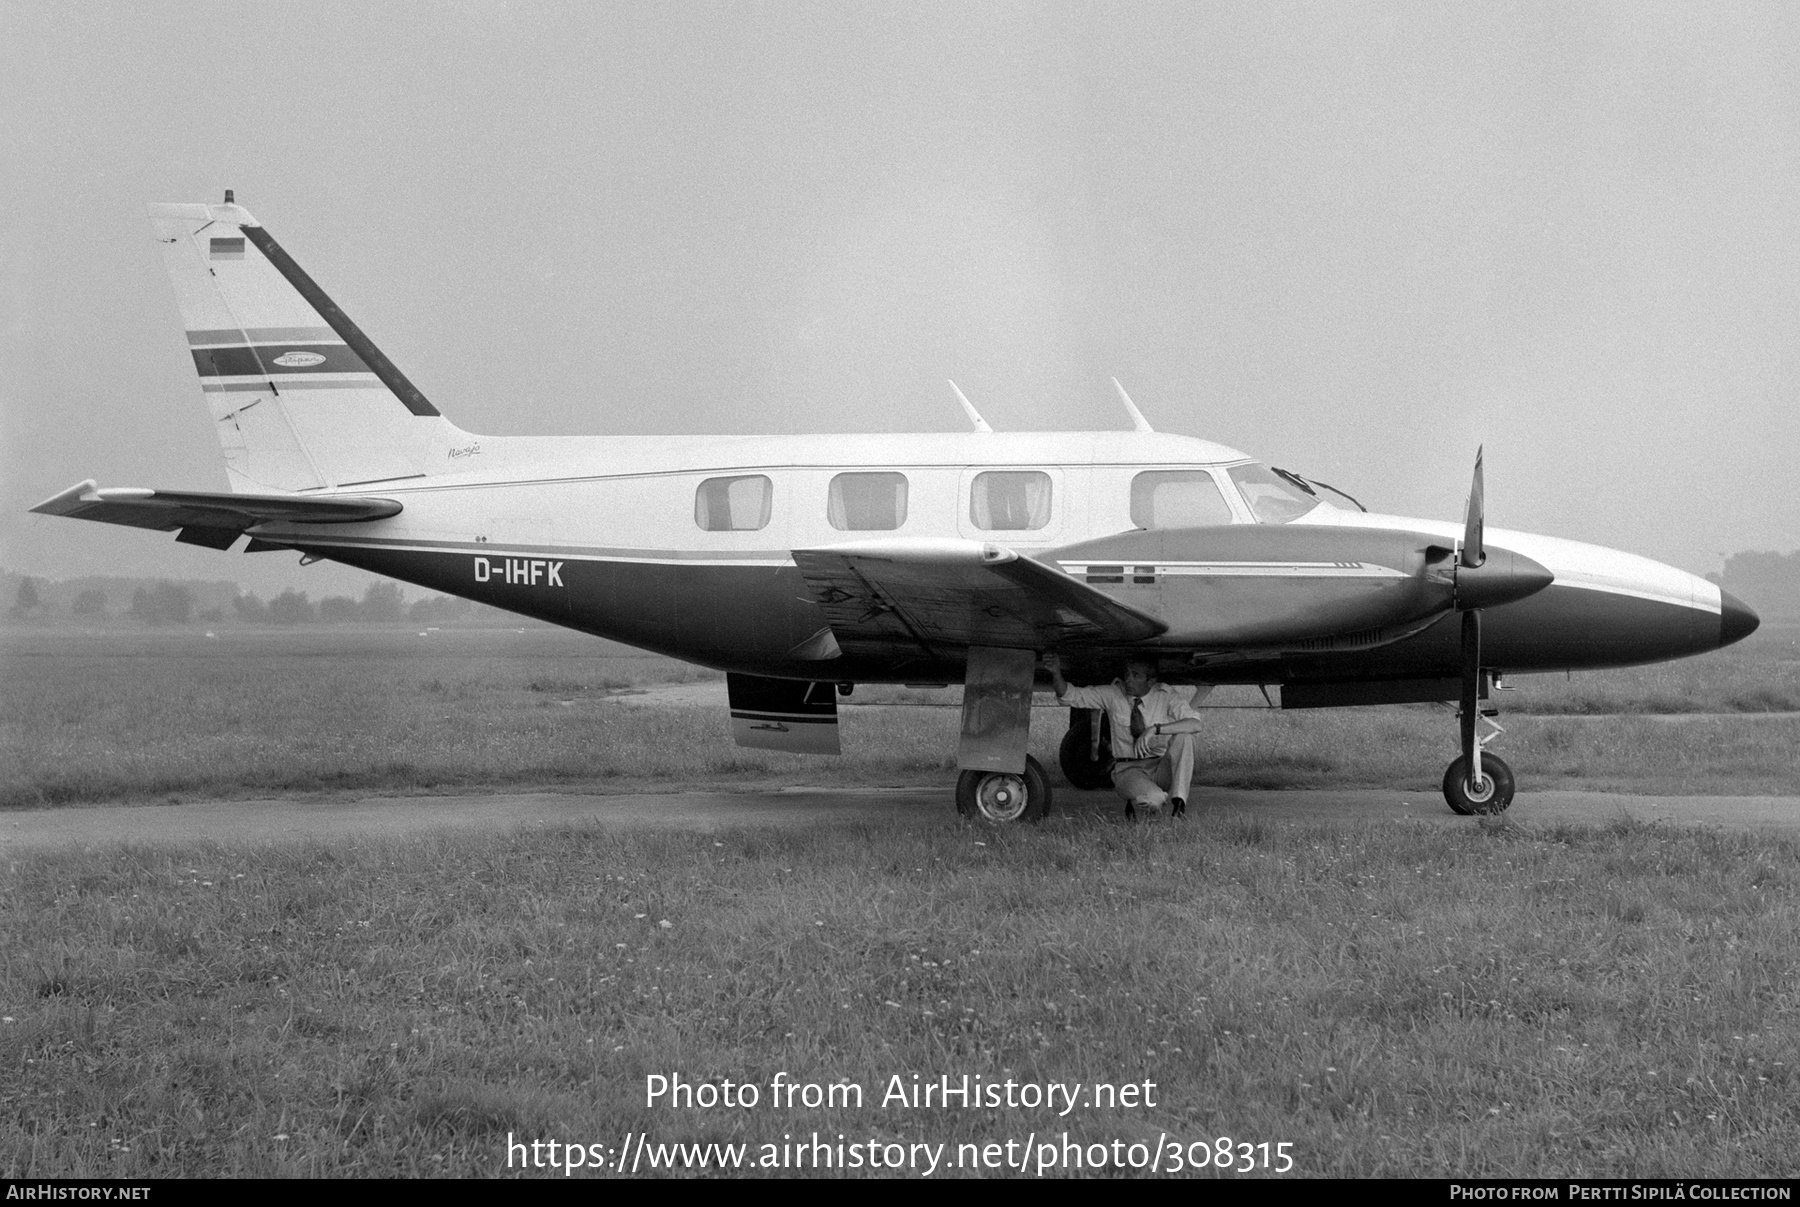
[30, 479, 402, 538]
[793, 538, 1166, 656]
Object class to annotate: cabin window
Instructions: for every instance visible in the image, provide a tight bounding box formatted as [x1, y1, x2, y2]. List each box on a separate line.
[827, 472, 909, 531]
[970, 471, 1052, 531]
[694, 474, 772, 532]
[1129, 471, 1232, 528]
[1227, 463, 1320, 524]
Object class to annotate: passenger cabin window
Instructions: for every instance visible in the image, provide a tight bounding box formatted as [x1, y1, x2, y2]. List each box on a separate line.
[1227, 463, 1320, 524]
[694, 474, 772, 532]
[1129, 471, 1232, 529]
[828, 472, 909, 531]
[970, 470, 1052, 531]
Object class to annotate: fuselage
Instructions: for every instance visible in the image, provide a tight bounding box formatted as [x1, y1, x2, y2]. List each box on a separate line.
[265, 428, 1756, 686]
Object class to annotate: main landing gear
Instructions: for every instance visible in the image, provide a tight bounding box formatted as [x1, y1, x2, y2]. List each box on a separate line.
[956, 756, 1053, 823]
[1056, 708, 1114, 790]
[953, 646, 1053, 824]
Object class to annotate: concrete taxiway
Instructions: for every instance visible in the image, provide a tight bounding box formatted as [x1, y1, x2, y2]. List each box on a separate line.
[3, 785, 1797, 852]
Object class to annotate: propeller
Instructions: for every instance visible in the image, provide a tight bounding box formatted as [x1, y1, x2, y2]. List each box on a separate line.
[1458, 448, 1487, 795]
[1461, 447, 1484, 571]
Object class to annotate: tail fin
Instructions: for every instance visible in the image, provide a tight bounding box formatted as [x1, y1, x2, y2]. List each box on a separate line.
[149, 198, 473, 493]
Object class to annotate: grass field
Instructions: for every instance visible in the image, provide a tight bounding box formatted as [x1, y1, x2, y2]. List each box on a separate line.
[2, 623, 1797, 1178]
[2, 815, 1796, 1177]
[2, 622, 1797, 808]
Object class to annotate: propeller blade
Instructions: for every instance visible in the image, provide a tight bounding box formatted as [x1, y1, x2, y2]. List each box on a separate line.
[1460, 609, 1484, 792]
[1457, 449, 1492, 795]
[1461, 446, 1485, 569]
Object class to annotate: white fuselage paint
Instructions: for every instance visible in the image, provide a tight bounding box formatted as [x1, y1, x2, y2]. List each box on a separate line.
[260, 428, 1720, 627]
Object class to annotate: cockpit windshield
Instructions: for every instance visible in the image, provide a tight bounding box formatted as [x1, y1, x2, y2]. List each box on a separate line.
[1285, 473, 1367, 513]
[1226, 463, 1325, 524]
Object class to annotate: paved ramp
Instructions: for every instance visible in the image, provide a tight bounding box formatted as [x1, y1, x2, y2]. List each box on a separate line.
[3, 785, 1798, 852]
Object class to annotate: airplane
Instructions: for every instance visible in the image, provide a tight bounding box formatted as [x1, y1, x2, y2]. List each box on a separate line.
[30, 195, 1761, 822]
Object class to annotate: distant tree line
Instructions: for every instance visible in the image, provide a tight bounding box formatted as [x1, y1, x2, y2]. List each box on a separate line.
[10, 577, 41, 618]
[2, 574, 508, 626]
[227, 583, 516, 626]
[13, 577, 201, 624]
[129, 582, 196, 625]
[232, 582, 407, 625]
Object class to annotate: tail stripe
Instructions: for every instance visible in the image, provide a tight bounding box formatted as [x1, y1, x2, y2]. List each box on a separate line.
[200, 379, 376, 393]
[239, 224, 440, 418]
[191, 344, 373, 377]
[187, 326, 337, 346]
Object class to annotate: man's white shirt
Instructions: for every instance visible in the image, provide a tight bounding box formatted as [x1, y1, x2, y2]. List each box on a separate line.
[1056, 680, 1214, 759]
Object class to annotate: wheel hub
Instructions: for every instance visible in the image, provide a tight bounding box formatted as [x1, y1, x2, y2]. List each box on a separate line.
[974, 773, 1029, 822]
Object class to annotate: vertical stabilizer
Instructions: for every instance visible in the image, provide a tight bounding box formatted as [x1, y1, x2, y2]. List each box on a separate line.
[148, 199, 473, 493]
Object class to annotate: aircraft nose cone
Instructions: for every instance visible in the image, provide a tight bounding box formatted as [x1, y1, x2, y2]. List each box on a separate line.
[1719, 590, 1760, 648]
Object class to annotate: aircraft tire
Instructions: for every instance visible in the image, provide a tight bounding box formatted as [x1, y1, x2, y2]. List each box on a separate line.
[1442, 754, 1515, 815]
[1057, 711, 1115, 790]
[956, 755, 1053, 823]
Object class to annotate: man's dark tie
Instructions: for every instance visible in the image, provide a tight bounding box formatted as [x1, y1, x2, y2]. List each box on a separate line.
[1130, 697, 1145, 740]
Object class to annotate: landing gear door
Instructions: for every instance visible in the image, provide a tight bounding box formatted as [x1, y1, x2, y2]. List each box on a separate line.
[727, 674, 841, 756]
[958, 645, 1037, 773]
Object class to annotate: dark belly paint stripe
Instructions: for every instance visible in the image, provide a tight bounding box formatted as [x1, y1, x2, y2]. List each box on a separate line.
[287, 541, 1732, 690]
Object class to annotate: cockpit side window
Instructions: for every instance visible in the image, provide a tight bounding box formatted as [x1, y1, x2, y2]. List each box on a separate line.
[1129, 471, 1233, 529]
[1227, 463, 1322, 524]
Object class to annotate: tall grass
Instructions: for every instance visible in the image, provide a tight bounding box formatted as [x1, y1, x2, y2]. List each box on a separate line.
[2, 816, 1796, 1177]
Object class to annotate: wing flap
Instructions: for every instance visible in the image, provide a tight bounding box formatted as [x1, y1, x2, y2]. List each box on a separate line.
[30, 479, 403, 535]
[792, 538, 1166, 656]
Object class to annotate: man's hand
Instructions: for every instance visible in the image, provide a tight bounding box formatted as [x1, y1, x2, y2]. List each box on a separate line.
[1041, 652, 1062, 675]
[1133, 731, 1157, 758]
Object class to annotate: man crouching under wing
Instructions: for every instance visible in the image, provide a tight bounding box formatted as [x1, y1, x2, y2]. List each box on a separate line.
[1044, 653, 1211, 819]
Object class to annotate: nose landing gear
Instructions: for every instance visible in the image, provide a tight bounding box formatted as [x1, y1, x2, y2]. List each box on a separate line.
[1443, 753, 1515, 814]
[1442, 704, 1514, 815]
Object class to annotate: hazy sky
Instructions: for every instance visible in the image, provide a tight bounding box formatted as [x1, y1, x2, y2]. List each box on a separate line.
[3, 1, 1795, 599]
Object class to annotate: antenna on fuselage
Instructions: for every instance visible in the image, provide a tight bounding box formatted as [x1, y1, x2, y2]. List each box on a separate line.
[1111, 378, 1155, 433]
[947, 380, 994, 433]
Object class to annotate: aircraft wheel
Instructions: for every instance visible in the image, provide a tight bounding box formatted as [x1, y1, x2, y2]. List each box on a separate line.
[956, 755, 1053, 823]
[1057, 716, 1115, 790]
[1442, 753, 1515, 815]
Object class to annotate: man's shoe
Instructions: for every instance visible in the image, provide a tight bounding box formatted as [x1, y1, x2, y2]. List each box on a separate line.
[1171, 797, 1186, 818]
[1124, 802, 1136, 821]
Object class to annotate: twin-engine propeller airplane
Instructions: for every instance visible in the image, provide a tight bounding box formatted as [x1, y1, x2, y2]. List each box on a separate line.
[33, 197, 1760, 821]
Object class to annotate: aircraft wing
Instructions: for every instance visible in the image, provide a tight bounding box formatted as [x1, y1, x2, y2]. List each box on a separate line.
[30, 479, 402, 546]
[792, 538, 1166, 656]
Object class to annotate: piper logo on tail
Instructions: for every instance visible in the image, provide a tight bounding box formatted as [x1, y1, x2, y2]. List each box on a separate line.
[272, 350, 327, 368]
[475, 556, 564, 587]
